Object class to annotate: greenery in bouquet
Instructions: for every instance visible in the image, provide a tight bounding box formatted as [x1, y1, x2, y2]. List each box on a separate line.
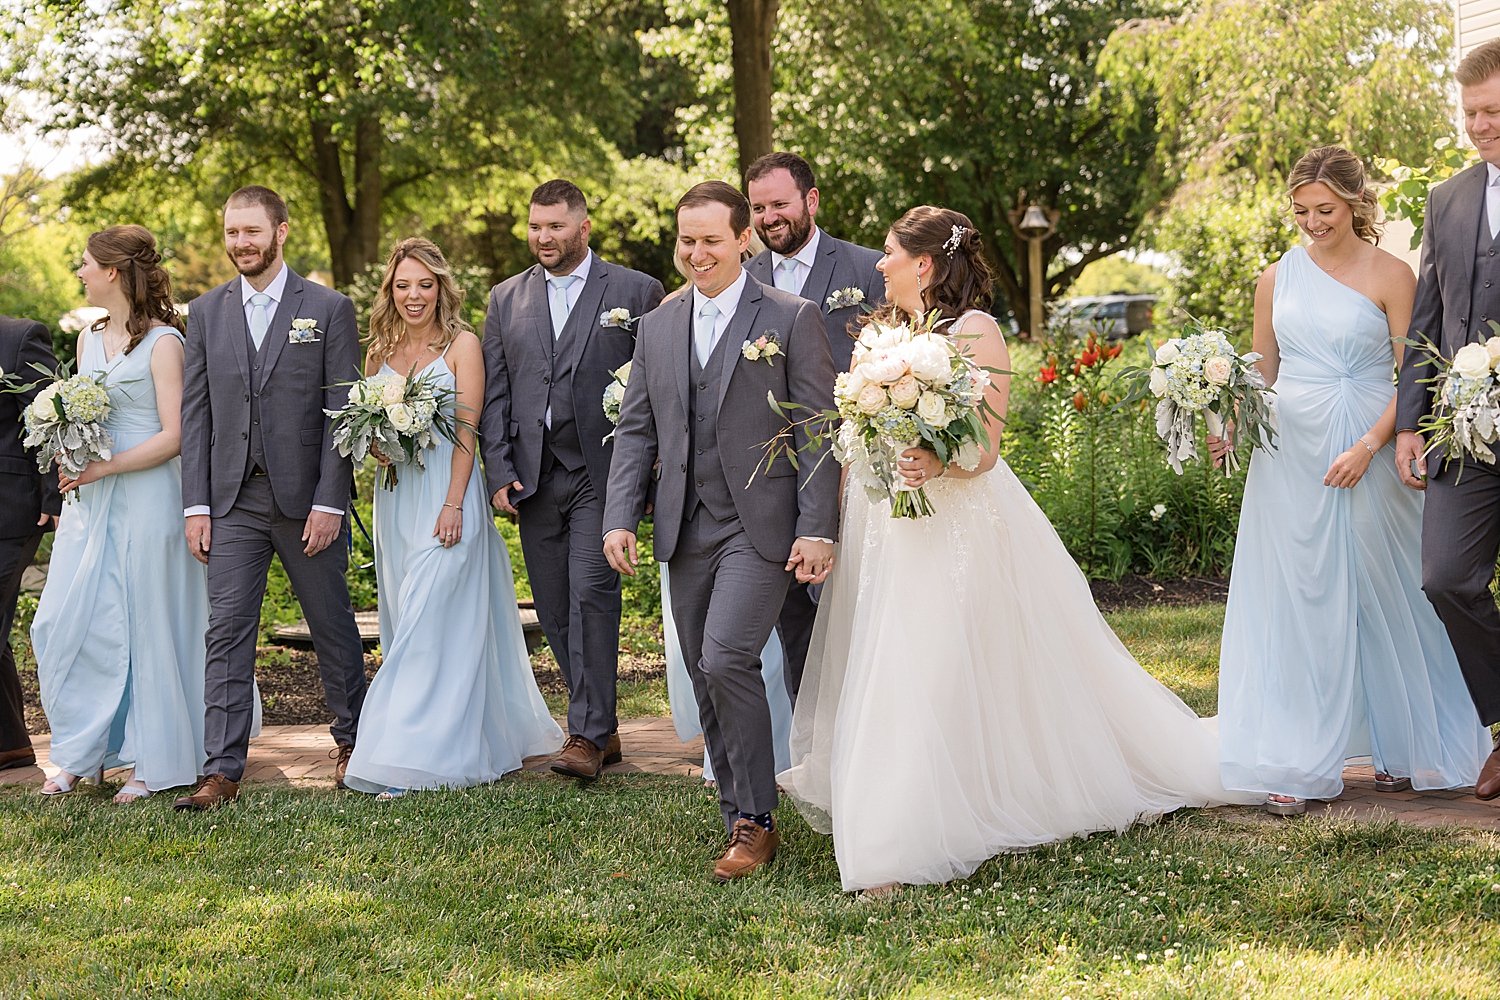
[325, 369, 463, 490]
[1407, 324, 1500, 476]
[1116, 319, 1275, 476]
[0, 361, 119, 502]
[600, 361, 631, 444]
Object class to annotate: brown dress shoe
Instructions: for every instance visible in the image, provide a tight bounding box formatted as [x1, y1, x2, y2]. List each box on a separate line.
[0, 746, 36, 771]
[173, 773, 239, 812]
[330, 744, 354, 789]
[713, 819, 779, 881]
[1475, 748, 1500, 801]
[551, 734, 605, 779]
[605, 732, 622, 766]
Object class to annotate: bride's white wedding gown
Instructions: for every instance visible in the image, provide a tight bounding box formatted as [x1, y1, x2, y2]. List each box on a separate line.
[777, 312, 1259, 891]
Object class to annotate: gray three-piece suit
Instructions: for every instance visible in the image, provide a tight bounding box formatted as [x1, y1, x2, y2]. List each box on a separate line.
[181, 268, 367, 780]
[481, 256, 665, 751]
[604, 272, 839, 830]
[1397, 160, 1500, 726]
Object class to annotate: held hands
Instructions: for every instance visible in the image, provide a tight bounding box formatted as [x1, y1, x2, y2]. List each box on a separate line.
[603, 529, 638, 577]
[491, 481, 524, 515]
[898, 446, 944, 487]
[1395, 430, 1427, 491]
[433, 502, 463, 548]
[1324, 439, 1376, 489]
[786, 538, 835, 584]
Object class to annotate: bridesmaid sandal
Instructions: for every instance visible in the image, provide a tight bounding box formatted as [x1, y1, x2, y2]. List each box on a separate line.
[113, 782, 152, 804]
[40, 767, 103, 797]
[1375, 773, 1412, 793]
[1265, 794, 1306, 817]
[376, 787, 407, 801]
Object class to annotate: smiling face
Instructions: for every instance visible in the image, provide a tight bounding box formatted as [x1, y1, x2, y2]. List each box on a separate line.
[1290, 182, 1355, 247]
[1464, 73, 1500, 166]
[528, 201, 591, 276]
[747, 168, 818, 255]
[677, 202, 751, 298]
[877, 231, 931, 316]
[223, 202, 286, 280]
[391, 256, 439, 335]
[75, 249, 120, 309]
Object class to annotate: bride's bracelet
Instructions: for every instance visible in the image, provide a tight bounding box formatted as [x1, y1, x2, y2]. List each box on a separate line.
[1357, 438, 1376, 457]
[442, 502, 463, 512]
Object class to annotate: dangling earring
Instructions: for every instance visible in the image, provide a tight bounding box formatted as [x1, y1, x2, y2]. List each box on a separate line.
[916, 271, 924, 297]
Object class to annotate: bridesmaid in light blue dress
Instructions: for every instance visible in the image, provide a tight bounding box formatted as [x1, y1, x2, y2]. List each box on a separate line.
[343, 238, 562, 797]
[36, 225, 214, 802]
[1216, 148, 1490, 813]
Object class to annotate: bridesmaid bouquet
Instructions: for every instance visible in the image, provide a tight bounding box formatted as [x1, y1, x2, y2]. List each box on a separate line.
[600, 361, 631, 444]
[325, 370, 460, 490]
[1119, 320, 1275, 476]
[1413, 330, 1500, 471]
[0, 363, 117, 503]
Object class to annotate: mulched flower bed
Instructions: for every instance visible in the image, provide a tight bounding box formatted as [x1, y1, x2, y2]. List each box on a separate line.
[19, 575, 1227, 732]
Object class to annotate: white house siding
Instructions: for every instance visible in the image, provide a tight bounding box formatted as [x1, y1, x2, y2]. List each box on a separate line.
[1460, 0, 1500, 54]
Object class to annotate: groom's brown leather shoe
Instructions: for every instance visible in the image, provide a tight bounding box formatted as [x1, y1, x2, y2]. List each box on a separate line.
[551, 735, 604, 779]
[1475, 748, 1500, 800]
[605, 732, 622, 766]
[173, 773, 239, 812]
[0, 746, 36, 771]
[713, 819, 779, 881]
[330, 744, 354, 789]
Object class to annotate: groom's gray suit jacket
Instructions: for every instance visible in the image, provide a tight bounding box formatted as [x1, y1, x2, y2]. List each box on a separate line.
[181, 269, 360, 517]
[603, 272, 840, 562]
[745, 233, 884, 374]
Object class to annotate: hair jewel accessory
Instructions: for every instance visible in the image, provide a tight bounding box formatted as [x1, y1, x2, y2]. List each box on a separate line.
[943, 225, 970, 256]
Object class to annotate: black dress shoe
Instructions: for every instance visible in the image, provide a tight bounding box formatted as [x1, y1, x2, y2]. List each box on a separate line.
[0, 746, 36, 771]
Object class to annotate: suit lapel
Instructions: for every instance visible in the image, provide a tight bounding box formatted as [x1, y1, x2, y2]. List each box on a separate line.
[800, 235, 838, 313]
[745, 250, 774, 287]
[258, 269, 303, 386]
[222, 281, 251, 387]
[564, 261, 610, 365]
[716, 276, 764, 414]
[523, 267, 555, 369]
[672, 293, 692, 417]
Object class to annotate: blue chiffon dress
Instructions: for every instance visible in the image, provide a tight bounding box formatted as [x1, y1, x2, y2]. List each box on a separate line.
[1218, 247, 1491, 799]
[343, 352, 563, 793]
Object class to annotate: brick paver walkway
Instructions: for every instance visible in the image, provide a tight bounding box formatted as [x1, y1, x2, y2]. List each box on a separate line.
[5, 721, 1498, 830]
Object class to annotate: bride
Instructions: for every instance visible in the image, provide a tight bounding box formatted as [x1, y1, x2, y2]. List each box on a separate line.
[776, 206, 1259, 892]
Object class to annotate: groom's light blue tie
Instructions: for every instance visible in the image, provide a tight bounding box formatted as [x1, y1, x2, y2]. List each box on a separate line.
[694, 299, 720, 367]
[774, 257, 799, 293]
[248, 292, 272, 350]
[548, 274, 580, 338]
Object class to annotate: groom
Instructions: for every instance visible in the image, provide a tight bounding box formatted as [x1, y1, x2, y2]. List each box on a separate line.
[1396, 38, 1500, 799]
[604, 181, 839, 880]
[176, 185, 366, 810]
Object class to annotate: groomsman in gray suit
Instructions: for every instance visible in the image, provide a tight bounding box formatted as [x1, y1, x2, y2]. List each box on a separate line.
[176, 186, 367, 810]
[1396, 38, 1500, 799]
[744, 152, 883, 704]
[482, 180, 664, 780]
[605, 181, 839, 880]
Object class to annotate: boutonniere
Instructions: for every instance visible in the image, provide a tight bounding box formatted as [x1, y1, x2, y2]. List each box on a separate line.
[825, 286, 866, 312]
[289, 318, 322, 343]
[599, 307, 638, 331]
[741, 330, 782, 365]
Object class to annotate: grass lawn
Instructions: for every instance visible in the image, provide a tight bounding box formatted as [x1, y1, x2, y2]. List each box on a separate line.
[5, 602, 1500, 998]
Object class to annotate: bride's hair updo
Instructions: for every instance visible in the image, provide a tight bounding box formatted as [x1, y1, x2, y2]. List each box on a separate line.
[867, 205, 993, 328]
[85, 225, 183, 354]
[365, 237, 472, 366]
[1286, 146, 1383, 245]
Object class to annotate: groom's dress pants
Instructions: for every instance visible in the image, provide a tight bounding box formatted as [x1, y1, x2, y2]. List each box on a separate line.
[0, 530, 43, 753]
[202, 474, 366, 780]
[669, 506, 791, 832]
[1422, 462, 1500, 726]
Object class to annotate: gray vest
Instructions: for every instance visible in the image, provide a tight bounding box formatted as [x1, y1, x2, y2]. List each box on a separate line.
[541, 314, 586, 473]
[1468, 190, 1500, 344]
[683, 331, 737, 522]
[244, 324, 271, 479]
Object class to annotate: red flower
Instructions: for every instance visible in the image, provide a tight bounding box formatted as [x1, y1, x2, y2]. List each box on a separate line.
[1037, 364, 1058, 384]
[1080, 348, 1100, 367]
[1105, 344, 1122, 360]
[1073, 390, 1087, 411]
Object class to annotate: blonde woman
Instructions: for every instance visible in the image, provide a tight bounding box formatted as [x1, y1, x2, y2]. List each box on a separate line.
[1214, 146, 1490, 815]
[342, 238, 561, 798]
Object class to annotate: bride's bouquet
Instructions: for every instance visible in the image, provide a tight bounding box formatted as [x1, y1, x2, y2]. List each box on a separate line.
[325, 369, 461, 489]
[1, 362, 118, 503]
[832, 312, 993, 518]
[600, 361, 631, 444]
[1411, 331, 1500, 471]
[1119, 319, 1275, 476]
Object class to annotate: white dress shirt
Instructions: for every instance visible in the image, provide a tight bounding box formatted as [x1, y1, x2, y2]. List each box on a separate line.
[184, 263, 344, 518]
[1486, 162, 1500, 240]
[542, 251, 595, 431]
[690, 267, 749, 359]
[769, 226, 821, 296]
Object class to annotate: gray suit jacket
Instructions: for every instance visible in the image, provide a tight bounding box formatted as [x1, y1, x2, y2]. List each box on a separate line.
[181, 269, 360, 518]
[603, 272, 840, 563]
[481, 257, 664, 502]
[1398, 162, 1494, 435]
[745, 231, 884, 372]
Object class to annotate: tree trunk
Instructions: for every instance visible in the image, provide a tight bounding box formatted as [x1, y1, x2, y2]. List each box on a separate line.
[725, 0, 779, 179]
[307, 114, 384, 288]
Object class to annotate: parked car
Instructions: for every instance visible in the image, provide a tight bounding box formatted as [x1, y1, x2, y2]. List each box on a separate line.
[1059, 294, 1156, 339]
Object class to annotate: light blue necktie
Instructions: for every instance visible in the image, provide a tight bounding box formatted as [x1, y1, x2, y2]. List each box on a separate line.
[694, 299, 720, 367]
[548, 275, 580, 338]
[774, 257, 799, 293]
[248, 292, 272, 350]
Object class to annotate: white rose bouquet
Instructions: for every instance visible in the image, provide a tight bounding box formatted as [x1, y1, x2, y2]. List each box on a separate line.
[1410, 328, 1500, 471]
[325, 369, 461, 489]
[2, 362, 119, 503]
[1118, 319, 1276, 476]
[600, 360, 631, 443]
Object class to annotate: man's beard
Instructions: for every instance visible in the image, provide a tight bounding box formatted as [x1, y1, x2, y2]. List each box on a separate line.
[231, 242, 280, 279]
[757, 205, 813, 255]
[533, 229, 589, 275]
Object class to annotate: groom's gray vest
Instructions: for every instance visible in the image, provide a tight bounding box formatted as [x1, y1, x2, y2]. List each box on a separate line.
[684, 331, 737, 522]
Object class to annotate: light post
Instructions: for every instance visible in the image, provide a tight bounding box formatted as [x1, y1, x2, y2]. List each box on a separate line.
[1011, 203, 1058, 340]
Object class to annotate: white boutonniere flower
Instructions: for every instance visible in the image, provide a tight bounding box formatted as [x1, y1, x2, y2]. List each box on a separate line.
[825, 286, 866, 312]
[741, 330, 783, 364]
[289, 318, 322, 343]
[599, 307, 638, 330]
